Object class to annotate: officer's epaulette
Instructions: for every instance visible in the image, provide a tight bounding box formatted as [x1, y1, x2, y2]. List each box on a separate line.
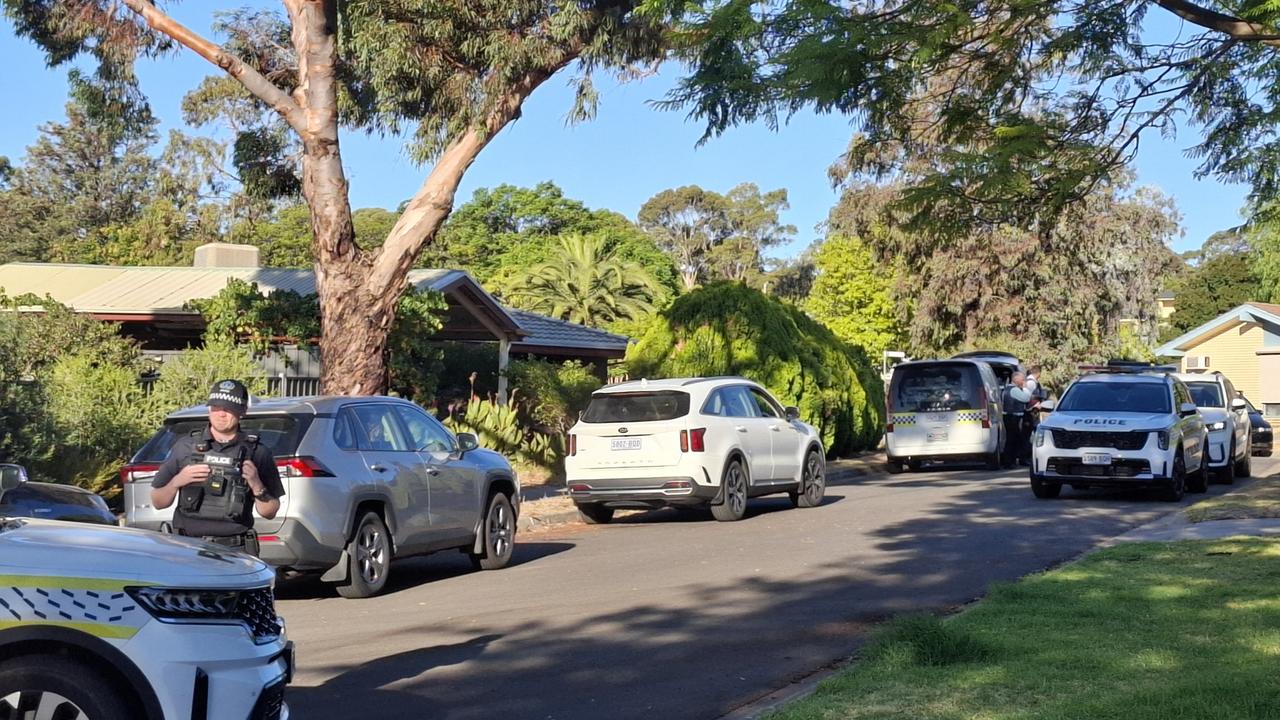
[189, 429, 203, 437]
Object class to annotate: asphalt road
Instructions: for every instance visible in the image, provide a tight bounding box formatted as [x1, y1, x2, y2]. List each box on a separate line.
[280, 457, 1277, 720]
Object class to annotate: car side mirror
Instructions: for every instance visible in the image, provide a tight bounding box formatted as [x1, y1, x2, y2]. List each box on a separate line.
[456, 432, 480, 454]
[1231, 398, 1249, 411]
[1180, 402, 1198, 417]
[0, 464, 27, 493]
[1038, 400, 1056, 413]
[785, 406, 800, 421]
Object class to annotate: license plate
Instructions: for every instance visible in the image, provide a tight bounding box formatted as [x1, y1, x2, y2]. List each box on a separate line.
[610, 438, 642, 451]
[927, 431, 948, 442]
[925, 413, 950, 423]
[1082, 453, 1112, 466]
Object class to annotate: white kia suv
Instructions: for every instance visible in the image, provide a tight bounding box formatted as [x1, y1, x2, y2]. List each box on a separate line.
[564, 377, 827, 523]
[1175, 371, 1252, 482]
[0, 518, 292, 720]
[1031, 363, 1208, 501]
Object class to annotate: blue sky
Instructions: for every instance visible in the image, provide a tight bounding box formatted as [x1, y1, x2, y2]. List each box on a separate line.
[0, 9, 1250, 260]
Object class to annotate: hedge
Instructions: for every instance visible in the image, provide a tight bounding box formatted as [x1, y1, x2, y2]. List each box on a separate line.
[626, 283, 885, 457]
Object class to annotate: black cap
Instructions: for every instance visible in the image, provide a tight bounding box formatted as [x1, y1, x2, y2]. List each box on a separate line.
[207, 379, 249, 416]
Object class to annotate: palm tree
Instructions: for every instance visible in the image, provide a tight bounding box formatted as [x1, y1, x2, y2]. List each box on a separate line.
[507, 234, 664, 327]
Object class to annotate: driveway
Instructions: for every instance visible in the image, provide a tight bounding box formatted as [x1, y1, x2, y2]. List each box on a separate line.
[282, 457, 1278, 719]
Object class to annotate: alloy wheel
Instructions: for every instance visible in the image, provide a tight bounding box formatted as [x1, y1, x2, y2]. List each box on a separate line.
[1, 690, 88, 720]
[488, 499, 513, 559]
[357, 522, 387, 585]
[803, 455, 825, 504]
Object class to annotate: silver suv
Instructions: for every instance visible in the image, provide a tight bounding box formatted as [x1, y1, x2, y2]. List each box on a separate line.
[123, 396, 520, 599]
[1174, 372, 1252, 482]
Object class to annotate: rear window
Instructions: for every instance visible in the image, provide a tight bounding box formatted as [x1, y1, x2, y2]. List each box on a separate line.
[1058, 381, 1172, 414]
[891, 363, 982, 412]
[133, 414, 308, 462]
[1186, 382, 1224, 408]
[582, 391, 691, 423]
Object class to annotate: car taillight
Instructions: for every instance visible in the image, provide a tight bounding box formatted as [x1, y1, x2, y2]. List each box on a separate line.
[687, 428, 706, 452]
[978, 387, 991, 428]
[568, 434, 577, 457]
[886, 421, 894, 433]
[119, 463, 160, 486]
[276, 456, 334, 478]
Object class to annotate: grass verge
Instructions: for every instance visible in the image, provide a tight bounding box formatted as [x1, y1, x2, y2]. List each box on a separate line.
[769, 539, 1280, 720]
[1186, 476, 1280, 523]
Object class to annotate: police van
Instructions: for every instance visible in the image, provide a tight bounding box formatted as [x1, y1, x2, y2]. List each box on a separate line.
[1030, 362, 1209, 501]
[0, 518, 292, 720]
[885, 359, 1007, 471]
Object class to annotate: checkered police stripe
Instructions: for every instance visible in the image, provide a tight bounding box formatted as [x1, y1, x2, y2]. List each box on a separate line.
[891, 414, 917, 426]
[209, 392, 245, 405]
[954, 410, 985, 423]
[0, 578, 151, 640]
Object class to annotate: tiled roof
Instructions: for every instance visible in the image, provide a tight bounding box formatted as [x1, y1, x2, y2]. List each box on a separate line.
[508, 309, 630, 353]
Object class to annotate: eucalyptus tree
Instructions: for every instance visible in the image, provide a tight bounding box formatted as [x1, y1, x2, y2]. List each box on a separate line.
[4, 1, 668, 393]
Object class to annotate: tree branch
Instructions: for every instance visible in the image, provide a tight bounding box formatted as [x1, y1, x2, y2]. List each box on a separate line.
[1151, 0, 1280, 46]
[118, 0, 306, 132]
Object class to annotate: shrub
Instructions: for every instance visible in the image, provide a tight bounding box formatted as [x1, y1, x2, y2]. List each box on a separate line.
[444, 395, 555, 469]
[145, 340, 267, 426]
[507, 359, 602, 435]
[43, 354, 152, 498]
[626, 283, 885, 456]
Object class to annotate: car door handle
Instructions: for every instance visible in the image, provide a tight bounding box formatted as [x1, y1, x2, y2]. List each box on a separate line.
[770, 425, 782, 432]
[426, 467, 440, 476]
[735, 425, 748, 433]
[369, 464, 388, 473]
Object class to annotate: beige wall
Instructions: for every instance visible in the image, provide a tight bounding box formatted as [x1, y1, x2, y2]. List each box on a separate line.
[1258, 352, 1280, 408]
[1179, 322, 1263, 401]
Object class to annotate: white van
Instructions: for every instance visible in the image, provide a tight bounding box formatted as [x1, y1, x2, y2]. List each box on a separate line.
[885, 359, 1006, 472]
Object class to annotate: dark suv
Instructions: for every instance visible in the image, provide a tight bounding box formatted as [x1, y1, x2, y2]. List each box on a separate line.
[122, 396, 520, 598]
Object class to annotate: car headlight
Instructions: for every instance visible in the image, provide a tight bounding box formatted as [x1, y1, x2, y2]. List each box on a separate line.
[128, 587, 241, 621]
[1034, 427, 1046, 447]
[1157, 430, 1170, 451]
[1209, 421, 1227, 431]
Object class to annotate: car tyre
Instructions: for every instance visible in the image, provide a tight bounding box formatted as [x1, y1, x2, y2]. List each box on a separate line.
[984, 452, 1001, 471]
[1186, 442, 1210, 494]
[0, 654, 134, 720]
[712, 459, 748, 522]
[470, 492, 516, 571]
[337, 511, 392, 599]
[577, 503, 614, 525]
[789, 450, 826, 509]
[1161, 453, 1186, 502]
[1235, 440, 1252, 478]
[906, 459, 923, 472]
[886, 459, 904, 474]
[1030, 475, 1061, 499]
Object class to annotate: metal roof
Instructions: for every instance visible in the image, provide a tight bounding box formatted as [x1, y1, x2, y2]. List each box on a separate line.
[0, 262, 636, 354]
[508, 309, 630, 355]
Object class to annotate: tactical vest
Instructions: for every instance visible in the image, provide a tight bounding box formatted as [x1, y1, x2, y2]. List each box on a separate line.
[178, 436, 258, 526]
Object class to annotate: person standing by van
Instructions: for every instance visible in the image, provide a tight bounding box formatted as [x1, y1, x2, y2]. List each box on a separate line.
[1002, 372, 1034, 468]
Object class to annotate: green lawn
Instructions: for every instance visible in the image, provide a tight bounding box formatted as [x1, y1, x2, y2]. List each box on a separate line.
[769, 539, 1280, 720]
[1186, 477, 1280, 523]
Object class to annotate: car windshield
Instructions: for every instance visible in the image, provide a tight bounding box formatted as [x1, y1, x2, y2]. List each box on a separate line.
[582, 391, 691, 423]
[1058, 381, 1171, 414]
[1186, 382, 1224, 408]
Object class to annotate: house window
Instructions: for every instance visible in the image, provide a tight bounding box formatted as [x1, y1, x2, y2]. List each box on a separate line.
[1265, 404, 1280, 419]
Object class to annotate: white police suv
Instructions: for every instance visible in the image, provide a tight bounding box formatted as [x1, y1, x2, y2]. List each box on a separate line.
[0, 518, 292, 720]
[1031, 363, 1209, 501]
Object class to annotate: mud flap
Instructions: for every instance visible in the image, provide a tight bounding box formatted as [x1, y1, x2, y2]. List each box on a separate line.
[320, 551, 350, 583]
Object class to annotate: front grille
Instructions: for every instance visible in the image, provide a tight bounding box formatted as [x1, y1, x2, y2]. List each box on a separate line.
[251, 679, 286, 720]
[1047, 457, 1151, 478]
[1051, 429, 1149, 450]
[238, 588, 282, 641]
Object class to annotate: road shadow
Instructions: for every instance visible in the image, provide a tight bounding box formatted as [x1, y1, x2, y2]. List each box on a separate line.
[275, 541, 575, 601]
[607, 494, 845, 525]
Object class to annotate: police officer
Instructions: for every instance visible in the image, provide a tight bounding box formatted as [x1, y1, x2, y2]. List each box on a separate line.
[1002, 372, 1034, 468]
[151, 380, 284, 555]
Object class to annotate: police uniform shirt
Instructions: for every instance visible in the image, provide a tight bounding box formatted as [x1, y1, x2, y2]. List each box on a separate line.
[152, 427, 285, 537]
[1003, 385, 1032, 415]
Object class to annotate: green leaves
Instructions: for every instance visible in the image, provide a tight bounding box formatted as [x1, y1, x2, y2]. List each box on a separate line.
[505, 234, 665, 327]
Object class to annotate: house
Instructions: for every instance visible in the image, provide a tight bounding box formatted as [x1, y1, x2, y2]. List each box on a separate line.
[1154, 301, 1280, 418]
[0, 244, 629, 398]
